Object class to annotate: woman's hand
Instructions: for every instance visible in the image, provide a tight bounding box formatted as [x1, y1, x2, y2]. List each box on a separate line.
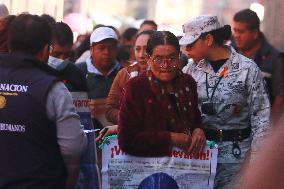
[95, 125, 118, 143]
[170, 132, 192, 152]
[188, 128, 206, 155]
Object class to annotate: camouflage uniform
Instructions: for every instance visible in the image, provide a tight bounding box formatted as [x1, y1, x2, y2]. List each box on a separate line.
[183, 47, 271, 189]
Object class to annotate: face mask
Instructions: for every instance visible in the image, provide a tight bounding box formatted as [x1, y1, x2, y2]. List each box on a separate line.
[48, 56, 66, 71]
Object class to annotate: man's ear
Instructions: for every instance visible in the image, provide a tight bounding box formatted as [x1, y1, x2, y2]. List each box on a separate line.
[35, 44, 49, 63]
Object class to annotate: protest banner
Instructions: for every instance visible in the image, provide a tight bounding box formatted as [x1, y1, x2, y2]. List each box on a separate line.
[102, 137, 218, 189]
[71, 92, 101, 189]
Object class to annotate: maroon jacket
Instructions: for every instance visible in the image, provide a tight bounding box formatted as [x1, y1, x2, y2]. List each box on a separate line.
[118, 73, 202, 157]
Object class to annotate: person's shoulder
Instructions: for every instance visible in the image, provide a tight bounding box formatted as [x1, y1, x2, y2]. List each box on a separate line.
[124, 63, 140, 78]
[180, 72, 197, 88]
[182, 59, 195, 73]
[182, 71, 196, 81]
[125, 74, 148, 90]
[113, 67, 130, 86]
[128, 73, 147, 83]
[258, 33, 280, 64]
[117, 66, 128, 76]
[122, 74, 150, 101]
[236, 52, 254, 64]
[126, 62, 139, 72]
[47, 81, 70, 99]
[231, 49, 258, 70]
[233, 53, 263, 79]
[76, 61, 87, 68]
[260, 32, 279, 54]
[65, 61, 85, 74]
[64, 62, 87, 80]
[76, 61, 87, 73]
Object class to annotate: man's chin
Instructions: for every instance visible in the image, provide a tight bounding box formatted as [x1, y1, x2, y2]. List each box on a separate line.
[102, 59, 112, 64]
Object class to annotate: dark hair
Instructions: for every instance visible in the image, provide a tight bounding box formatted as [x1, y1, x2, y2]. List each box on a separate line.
[200, 25, 231, 46]
[8, 13, 51, 55]
[136, 29, 155, 39]
[5, 15, 16, 26]
[180, 53, 188, 68]
[146, 31, 180, 56]
[122, 27, 138, 41]
[41, 14, 56, 27]
[52, 22, 73, 46]
[117, 44, 131, 63]
[93, 24, 105, 31]
[71, 35, 90, 61]
[140, 20, 158, 29]
[233, 9, 260, 31]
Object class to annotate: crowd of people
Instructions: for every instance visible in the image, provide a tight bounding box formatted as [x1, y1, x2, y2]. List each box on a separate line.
[0, 2, 284, 189]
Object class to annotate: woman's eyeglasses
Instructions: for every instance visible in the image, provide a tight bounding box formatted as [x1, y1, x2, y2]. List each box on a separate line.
[152, 56, 179, 68]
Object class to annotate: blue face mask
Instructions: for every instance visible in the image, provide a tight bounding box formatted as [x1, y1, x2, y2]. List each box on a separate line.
[47, 56, 67, 71]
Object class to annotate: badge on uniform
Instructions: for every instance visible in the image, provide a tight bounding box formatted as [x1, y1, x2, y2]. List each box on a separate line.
[0, 95, 6, 109]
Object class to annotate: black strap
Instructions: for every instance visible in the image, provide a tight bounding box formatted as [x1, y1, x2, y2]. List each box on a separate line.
[206, 73, 222, 101]
[204, 127, 251, 142]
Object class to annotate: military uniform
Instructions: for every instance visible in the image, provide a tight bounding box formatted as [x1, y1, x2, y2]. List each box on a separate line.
[183, 47, 271, 188]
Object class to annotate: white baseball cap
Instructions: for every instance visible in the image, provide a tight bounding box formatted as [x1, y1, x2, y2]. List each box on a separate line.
[179, 15, 222, 46]
[90, 26, 118, 44]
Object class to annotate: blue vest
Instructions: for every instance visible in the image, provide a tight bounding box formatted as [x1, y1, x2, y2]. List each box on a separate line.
[0, 53, 66, 189]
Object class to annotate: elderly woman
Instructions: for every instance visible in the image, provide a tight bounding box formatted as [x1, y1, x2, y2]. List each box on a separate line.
[118, 31, 205, 156]
[180, 15, 270, 188]
[95, 30, 155, 142]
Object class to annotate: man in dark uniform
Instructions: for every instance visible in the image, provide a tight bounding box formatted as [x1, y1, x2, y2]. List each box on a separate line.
[0, 14, 87, 189]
